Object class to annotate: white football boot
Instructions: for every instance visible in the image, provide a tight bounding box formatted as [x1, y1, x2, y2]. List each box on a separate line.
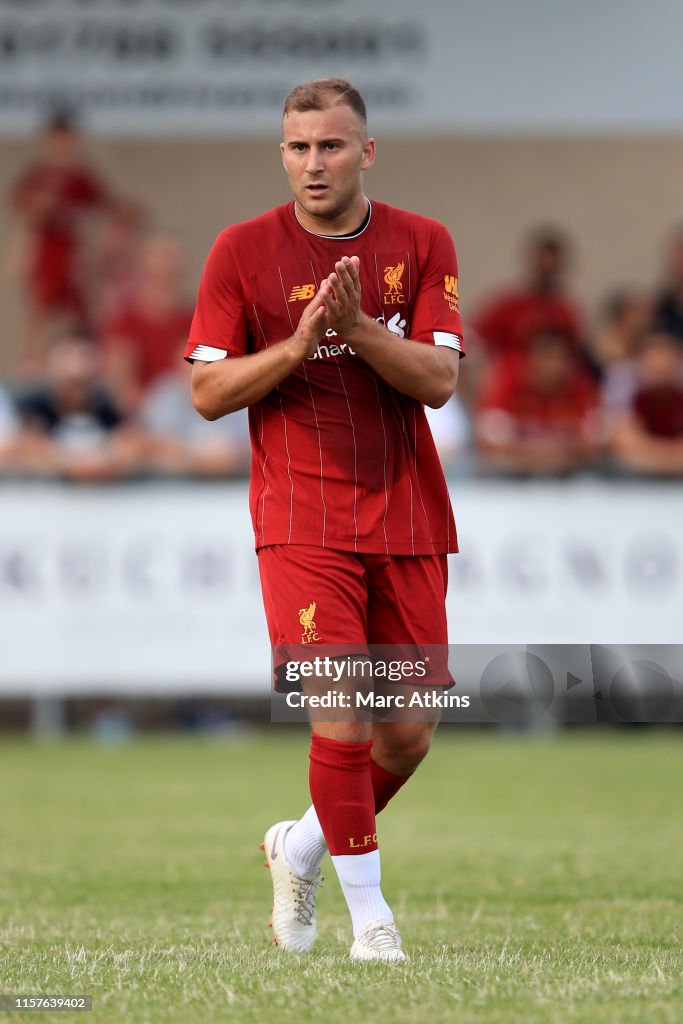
[261, 820, 323, 952]
[349, 919, 408, 962]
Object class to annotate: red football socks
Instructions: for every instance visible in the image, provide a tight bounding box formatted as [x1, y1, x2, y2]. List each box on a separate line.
[370, 758, 413, 814]
[284, 751, 414, 876]
[309, 733, 377, 856]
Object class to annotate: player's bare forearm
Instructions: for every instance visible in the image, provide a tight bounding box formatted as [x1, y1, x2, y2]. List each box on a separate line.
[346, 313, 459, 408]
[192, 288, 328, 419]
[191, 337, 306, 419]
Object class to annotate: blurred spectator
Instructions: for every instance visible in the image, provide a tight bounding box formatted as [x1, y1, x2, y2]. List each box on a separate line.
[476, 328, 600, 476]
[609, 332, 683, 476]
[15, 336, 144, 482]
[89, 199, 147, 330]
[140, 345, 250, 478]
[599, 290, 656, 417]
[472, 228, 584, 361]
[591, 288, 653, 369]
[653, 227, 683, 344]
[8, 112, 112, 368]
[103, 234, 193, 413]
[0, 385, 20, 470]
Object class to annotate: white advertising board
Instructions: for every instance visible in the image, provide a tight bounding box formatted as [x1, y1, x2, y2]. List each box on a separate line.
[0, 480, 680, 695]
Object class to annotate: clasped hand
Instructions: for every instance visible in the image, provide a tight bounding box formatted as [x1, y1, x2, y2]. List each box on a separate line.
[293, 255, 362, 359]
[320, 255, 361, 337]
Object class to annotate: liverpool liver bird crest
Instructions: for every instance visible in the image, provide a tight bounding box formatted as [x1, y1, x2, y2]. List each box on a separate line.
[298, 601, 317, 637]
[383, 261, 405, 294]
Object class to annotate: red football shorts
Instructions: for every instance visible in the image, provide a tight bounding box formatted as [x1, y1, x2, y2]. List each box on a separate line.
[257, 545, 450, 690]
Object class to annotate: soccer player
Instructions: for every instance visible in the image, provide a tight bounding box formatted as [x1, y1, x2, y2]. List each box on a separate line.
[187, 78, 465, 961]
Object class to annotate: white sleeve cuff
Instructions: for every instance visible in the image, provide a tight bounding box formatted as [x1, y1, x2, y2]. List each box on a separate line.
[433, 331, 462, 351]
[188, 344, 228, 362]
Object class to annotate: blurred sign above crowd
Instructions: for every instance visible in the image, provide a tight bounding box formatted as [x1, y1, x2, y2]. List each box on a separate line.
[0, 0, 682, 136]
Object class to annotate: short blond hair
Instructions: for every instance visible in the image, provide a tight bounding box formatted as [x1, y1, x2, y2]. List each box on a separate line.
[283, 78, 367, 130]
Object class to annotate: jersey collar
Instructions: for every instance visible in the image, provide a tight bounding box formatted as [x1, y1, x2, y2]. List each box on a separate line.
[292, 199, 372, 240]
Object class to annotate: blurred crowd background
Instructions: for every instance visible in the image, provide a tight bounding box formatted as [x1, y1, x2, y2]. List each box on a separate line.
[1, 111, 682, 485]
[1, 113, 251, 484]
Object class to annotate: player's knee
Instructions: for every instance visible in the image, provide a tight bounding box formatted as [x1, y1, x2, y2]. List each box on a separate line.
[401, 732, 434, 770]
[312, 721, 373, 744]
[376, 726, 435, 773]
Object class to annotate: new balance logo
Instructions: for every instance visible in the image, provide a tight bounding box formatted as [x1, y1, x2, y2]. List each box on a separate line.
[288, 283, 315, 302]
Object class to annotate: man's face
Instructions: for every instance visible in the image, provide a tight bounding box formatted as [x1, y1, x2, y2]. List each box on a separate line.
[139, 235, 183, 295]
[639, 335, 682, 387]
[280, 104, 375, 224]
[529, 241, 567, 290]
[527, 336, 574, 391]
[42, 127, 80, 169]
[48, 340, 97, 409]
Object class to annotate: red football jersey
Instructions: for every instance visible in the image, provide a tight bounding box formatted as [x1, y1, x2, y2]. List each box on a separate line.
[106, 305, 194, 390]
[186, 200, 465, 555]
[478, 360, 596, 437]
[634, 385, 683, 438]
[12, 164, 106, 309]
[473, 289, 582, 355]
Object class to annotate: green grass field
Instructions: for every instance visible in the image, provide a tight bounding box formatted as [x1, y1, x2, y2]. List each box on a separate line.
[0, 730, 681, 1024]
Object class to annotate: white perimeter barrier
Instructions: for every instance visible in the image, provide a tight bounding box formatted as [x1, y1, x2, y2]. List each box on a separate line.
[0, 480, 680, 695]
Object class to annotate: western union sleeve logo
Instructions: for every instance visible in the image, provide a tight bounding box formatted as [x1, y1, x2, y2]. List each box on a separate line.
[443, 275, 459, 312]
